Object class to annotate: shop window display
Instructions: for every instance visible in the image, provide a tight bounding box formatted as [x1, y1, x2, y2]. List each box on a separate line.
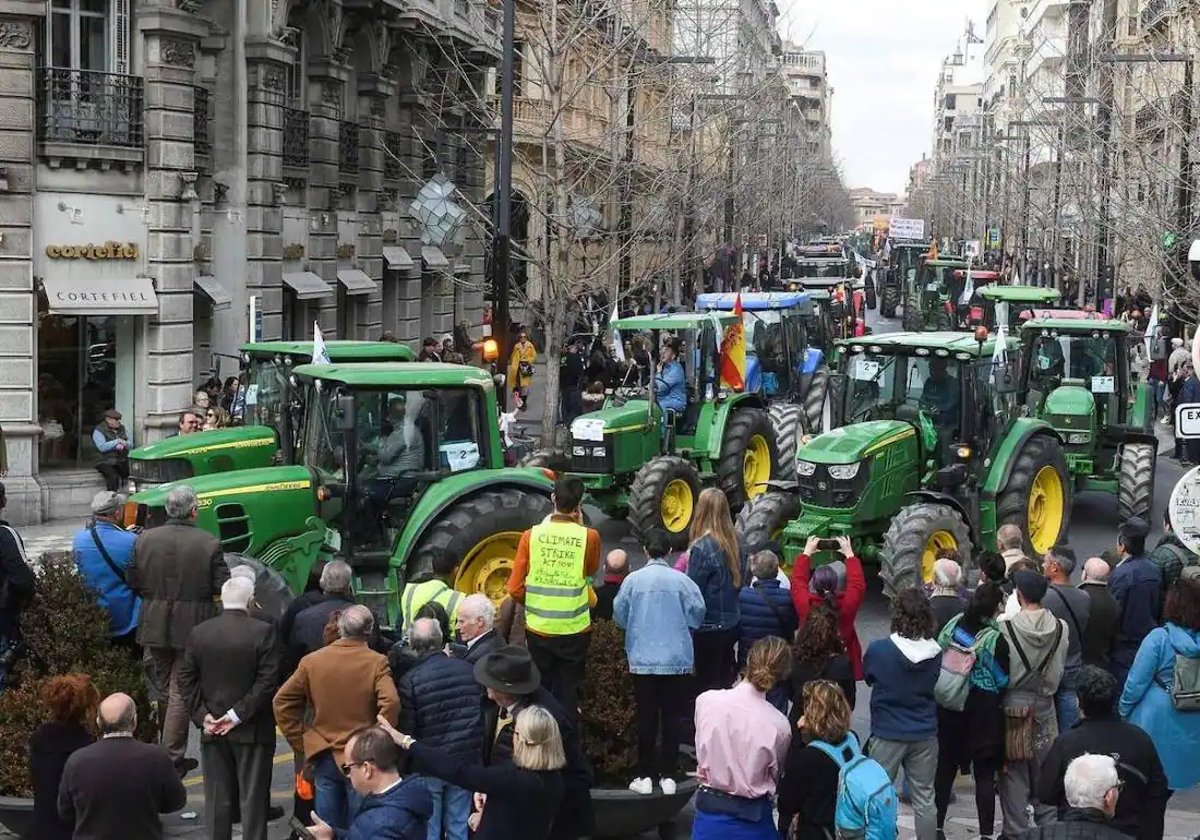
[38, 303, 117, 468]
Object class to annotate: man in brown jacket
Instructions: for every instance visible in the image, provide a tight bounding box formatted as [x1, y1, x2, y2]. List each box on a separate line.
[274, 604, 400, 832]
[130, 484, 227, 777]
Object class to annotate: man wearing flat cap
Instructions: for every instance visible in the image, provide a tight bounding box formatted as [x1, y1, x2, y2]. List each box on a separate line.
[474, 646, 593, 840]
[72, 491, 140, 655]
[92, 408, 133, 491]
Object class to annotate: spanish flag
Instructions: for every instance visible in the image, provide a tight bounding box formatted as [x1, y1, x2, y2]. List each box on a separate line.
[719, 293, 747, 391]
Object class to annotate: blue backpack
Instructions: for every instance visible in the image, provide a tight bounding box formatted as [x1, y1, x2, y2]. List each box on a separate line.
[808, 733, 897, 840]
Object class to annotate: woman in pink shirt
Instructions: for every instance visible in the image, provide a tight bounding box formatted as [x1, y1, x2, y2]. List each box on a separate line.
[692, 637, 793, 840]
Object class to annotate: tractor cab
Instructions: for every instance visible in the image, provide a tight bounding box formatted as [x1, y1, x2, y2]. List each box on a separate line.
[902, 257, 970, 332]
[878, 242, 932, 317]
[978, 286, 1063, 331]
[948, 269, 1002, 328]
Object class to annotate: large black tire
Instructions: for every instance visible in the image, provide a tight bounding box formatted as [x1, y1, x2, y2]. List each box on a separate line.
[408, 488, 555, 599]
[880, 284, 899, 318]
[768, 404, 805, 482]
[1117, 441, 1156, 524]
[629, 456, 703, 551]
[520, 448, 568, 472]
[880, 502, 974, 598]
[902, 295, 923, 332]
[996, 434, 1072, 560]
[736, 491, 800, 554]
[865, 275, 877, 310]
[717, 408, 779, 511]
[803, 366, 833, 435]
[931, 305, 954, 331]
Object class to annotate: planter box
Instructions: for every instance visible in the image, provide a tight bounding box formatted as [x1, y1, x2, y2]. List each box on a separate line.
[0, 795, 32, 837]
[591, 778, 696, 838]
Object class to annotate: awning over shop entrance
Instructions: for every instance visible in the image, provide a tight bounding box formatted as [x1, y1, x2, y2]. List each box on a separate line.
[337, 269, 378, 296]
[193, 275, 232, 310]
[383, 246, 415, 270]
[42, 276, 158, 315]
[282, 271, 335, 300]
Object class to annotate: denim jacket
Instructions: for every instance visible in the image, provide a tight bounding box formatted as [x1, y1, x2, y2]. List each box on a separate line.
[613, 558, 706, 675]
[686, 535, 747, 632]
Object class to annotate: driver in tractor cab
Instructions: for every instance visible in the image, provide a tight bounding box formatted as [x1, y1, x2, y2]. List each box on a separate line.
[655, 337, 687, 417]
[1033, 337, 1067, 389]
[921, 358, 961, 422]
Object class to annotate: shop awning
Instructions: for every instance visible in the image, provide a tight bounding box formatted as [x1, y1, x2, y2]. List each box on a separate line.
[193, 275, 231, 310]
[337, 269, 378, 296]
[43, 276, 158, 315]
[383, 246, 415, 270]
[421, 246, 450, 269]
[282, 271, 335, 300]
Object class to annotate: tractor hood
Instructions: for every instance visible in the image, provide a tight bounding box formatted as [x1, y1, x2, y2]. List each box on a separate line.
[1043, 384, 1095, 417]
[570, 401, 656, 439]
[798, 420, 915, 465]
[129, 426, 278, 473]
[129, 464, 314, 509]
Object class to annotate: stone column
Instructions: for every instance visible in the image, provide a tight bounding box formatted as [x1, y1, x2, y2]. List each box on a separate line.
[246, 38, 294, 342]
[0, 16, 42, 524]
[395, 102, 423, 343]
[307, 57, 348, 333]
[357, 73, 394, 340]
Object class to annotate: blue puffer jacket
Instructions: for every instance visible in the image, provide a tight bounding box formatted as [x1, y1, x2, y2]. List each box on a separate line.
[737, 579, 798, 665]
[687, 535, 748, 632]
[397, 652, 484, 763]
[341, 775, 432, 840]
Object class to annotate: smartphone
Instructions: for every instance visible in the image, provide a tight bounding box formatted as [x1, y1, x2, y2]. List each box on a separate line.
[816, 538, 841, 552]
[289, 817, 318, 840]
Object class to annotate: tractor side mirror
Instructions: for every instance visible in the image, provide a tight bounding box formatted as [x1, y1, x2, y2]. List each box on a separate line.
[995, 364, 1018, 395]
[334, 394, 356, 431]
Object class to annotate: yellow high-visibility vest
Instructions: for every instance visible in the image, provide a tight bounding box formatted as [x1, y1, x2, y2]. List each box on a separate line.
[524, 520, 590, 635]
[401, 579, 463, 637]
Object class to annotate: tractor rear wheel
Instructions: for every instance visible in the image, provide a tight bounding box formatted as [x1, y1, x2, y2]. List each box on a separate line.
[996, 434, 1071, 559]
[865, 276, 877, 310]
[880, 502, 974, 598]
[902, 296, 924, 331]
[768, 404, 805, 482]
[1117, 442, 1156, 523]
[932, 305, 955, 331]
[409, 488, 554, 605]
[880, 284, 899, 318]
[803, 366, 833, 435]
[520, 448, 560, 470]
[736, 491, 800, 557]
[717, 408, 778, 511]
[629, 456, 702, 551]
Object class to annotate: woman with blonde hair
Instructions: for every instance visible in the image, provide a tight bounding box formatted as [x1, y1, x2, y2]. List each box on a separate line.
[204, 405, 231, 430]
[693, 636, 792, 840]
[378, 705, 565, 840]
[777, 680, 853, 839]
[687, 487, 747, 692]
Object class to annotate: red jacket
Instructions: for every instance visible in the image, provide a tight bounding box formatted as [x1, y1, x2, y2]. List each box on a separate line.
[790, 552, 867, 680]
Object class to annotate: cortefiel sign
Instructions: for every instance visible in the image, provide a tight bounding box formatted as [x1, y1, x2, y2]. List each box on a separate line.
[45, 242, 140, 260]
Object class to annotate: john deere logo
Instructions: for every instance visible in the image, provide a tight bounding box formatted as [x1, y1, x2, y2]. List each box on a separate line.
[818, 481, 828, 491]
[46, 242, 139, 260]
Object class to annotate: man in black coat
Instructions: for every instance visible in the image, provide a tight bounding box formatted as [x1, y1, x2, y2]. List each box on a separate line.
[280, 560, 357, 671]
[1078, 558, 1121, 670]
[177, 576, 281, 840]
[1037, 666, 1167, 840]
[476, 645, 594, 840]
[455, 594, 503, 665]
[1022, 754, 1133, 840]
[0, 481, 34, 691]
[399, 617, 483, 840]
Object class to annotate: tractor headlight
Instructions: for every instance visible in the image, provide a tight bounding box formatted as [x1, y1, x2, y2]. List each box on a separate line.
[1067, 432, 1091, 445]
[827, 463, 861, 480]
[592, 446, 606, 457]
[796, 460, 817, 477]
[573, 446, 588, 456]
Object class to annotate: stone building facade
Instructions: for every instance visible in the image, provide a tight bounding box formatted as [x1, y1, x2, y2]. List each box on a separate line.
[0, 0, 497, 524]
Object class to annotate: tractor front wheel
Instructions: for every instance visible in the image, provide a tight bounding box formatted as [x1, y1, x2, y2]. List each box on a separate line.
[768, 404, 805, 482]
[736, 491, 800, 557]
[1117, 442, 1156, 523]
[880, 284, 899, 318]
[802, 367, 833, 436]
[409, 488, 554, 605]
[996, 434, 1071, 560]
[717, 408, 778, 511]
[629, 456, 702, 551]
[902, 296, 924, 332]
[880, 502, 974, 598]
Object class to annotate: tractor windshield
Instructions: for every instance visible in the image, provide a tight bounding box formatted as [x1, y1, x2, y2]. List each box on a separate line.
[797, 261, 848, 278]
[844, 351, 963, 433]
[1028, 332, 1120, 391]
[242, 355, 301, 429]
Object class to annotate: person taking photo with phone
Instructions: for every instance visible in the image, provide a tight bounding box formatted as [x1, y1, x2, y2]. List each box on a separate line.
[791, 536, 867, 681]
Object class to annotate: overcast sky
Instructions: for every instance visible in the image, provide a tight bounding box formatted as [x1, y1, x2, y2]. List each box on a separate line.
[779, 0, 987, 196]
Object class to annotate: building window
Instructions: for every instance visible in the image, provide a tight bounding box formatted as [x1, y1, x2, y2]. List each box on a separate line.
[513, 41, 525, 96]
[286, 31, 305, 106]
[944, 93, 956, 110]
[1008, 76, 1016, 98]
[49, 0, 113, 73]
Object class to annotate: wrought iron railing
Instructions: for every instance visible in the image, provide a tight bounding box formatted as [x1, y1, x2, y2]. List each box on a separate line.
[283, 108, 309, 167]
[193, 86, 211, 158]
[384, 131, 402, 180]
[339, 121, 360, 174]
[37, 68, 144, 148]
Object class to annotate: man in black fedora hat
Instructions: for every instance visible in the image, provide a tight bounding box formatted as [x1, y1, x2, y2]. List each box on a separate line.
[474, 646, 593, 840]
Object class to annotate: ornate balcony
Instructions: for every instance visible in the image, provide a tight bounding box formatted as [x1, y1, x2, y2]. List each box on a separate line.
[193, 86, 211, 160]
[283, 108, 309, 168]
[384, 131, 403, 181]
[37, 68, 143, 150]
[339, 121, 360, 174]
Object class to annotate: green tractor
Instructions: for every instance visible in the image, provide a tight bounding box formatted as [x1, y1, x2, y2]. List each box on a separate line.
[901, 256, 970, 332]
[738, 331, 1072, 596]
[126, 363, 555, 624]
[559, 312, 780, 549]
[976, 285, 1063, 331]
[1017, 315, 1157, 522]
[128, 341, 415, 492]
[878, 241, 932, 318]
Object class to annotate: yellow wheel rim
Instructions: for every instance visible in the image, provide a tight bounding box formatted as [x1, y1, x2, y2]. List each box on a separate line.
[1028, 464, 1065, 556]
[661, 479, 694, 533]
[742, 434, 772, 499]
[454, 531, 522, 605]
[921, 530, 958, 584]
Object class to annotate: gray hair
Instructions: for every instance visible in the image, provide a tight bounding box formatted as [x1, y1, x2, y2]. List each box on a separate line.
[338, 604, 375, 640]
[165, 485, 199, 520]
[1048, 546, 1077, 575]
[458, 594, 495, 630]
[229, 565, 256, 583]
[409, 617, 444, 653]
[1063, 753, 1119, 811]
[997, 524, 1024, 551]
[221, 576, 254, 611]
[750, 550, 780, 580]
[933, 558, 962, 587]
[319, 560, 353, 596]
[97, 694, 137, 735]
[1082, 557, 1111, 583]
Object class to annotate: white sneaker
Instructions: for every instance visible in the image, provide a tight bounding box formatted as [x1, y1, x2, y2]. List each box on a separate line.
[660, 777, 677, 795]
[628, 777, 653, 795]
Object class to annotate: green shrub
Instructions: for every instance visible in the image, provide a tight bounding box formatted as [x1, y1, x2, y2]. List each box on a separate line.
[0, 557, 152, 797]
[578, 619, 638, 786]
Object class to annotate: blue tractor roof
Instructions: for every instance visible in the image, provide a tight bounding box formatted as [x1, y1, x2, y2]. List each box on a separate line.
[695, 292, 812, 311]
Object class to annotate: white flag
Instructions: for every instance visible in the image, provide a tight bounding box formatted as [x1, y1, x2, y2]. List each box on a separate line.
[993, 323, 1008, 374]
[611, 303, 625, 364]
[1145, 303, 1159, 357]
[313, 321, 331, 364]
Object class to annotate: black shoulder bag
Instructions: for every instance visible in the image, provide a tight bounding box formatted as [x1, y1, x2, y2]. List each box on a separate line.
[89, 525, 128, 584]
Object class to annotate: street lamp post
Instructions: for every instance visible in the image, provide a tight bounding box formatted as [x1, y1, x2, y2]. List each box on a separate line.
[491, 0, 516, 409]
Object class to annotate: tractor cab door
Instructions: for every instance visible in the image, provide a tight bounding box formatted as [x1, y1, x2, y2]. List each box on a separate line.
[902, 357, 963, 466]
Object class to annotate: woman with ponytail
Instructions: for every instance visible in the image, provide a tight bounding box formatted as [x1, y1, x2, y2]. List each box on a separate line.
[791, 535, 867, 679]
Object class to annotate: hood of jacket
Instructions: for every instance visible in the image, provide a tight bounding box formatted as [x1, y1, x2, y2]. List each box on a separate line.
[357, 775, 433, 824]
[889, 633, 942, 665]
[1166, 623, 1200, 657]
[1007, 607, 1063, 659]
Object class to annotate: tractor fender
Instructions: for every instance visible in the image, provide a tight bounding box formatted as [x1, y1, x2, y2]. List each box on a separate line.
[1110, 428, 1160, 449]
[800, 347, 825, 376]
[391, 469, 554, 571]
[703, 393, 768, 460]
[901, 490, 976, 543]
[981, 418, 1063, 504]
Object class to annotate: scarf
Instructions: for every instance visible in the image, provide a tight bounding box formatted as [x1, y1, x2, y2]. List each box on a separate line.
[938, 614, 1008, 694]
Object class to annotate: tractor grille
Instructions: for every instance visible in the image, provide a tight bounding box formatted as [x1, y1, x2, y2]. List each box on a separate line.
[797, 462, 871, 509]
[569, 437, 613, 473]
[129, 458, 193, 485]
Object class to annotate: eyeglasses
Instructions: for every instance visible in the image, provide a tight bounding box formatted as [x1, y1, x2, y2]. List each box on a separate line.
[340, 761, 367, 776]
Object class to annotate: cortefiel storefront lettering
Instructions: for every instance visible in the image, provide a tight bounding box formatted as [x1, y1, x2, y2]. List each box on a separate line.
[45, 242, 140, 260]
